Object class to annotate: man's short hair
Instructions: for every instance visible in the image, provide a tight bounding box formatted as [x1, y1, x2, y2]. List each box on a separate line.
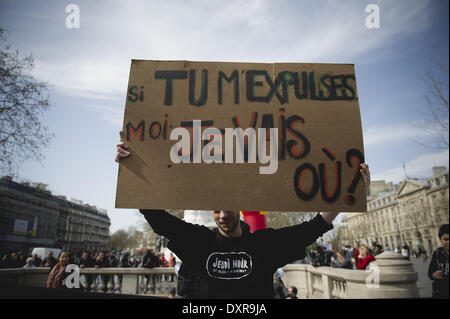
[438, 224, 449, 239]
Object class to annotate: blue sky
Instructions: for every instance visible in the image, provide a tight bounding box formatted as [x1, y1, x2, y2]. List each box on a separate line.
[0, 0, 448, 233]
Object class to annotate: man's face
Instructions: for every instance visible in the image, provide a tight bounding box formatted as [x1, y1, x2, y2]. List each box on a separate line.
[440, 233, 449, 251]
[211, 210, 240, 235]
[82, 253, 88, 259]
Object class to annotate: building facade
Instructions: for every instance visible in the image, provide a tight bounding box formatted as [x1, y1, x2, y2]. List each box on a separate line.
[0, 176, 110, 254]
[340, 167, 449, 254]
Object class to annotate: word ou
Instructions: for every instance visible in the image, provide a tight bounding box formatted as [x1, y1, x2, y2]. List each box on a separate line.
[293, 148, 364, 204]
[365, 264, 380, 288]
[65, 4, 80, 29]
[65, 264, 80, 289]
[365, 4, 380, 29]
[170, 120, 278, 175]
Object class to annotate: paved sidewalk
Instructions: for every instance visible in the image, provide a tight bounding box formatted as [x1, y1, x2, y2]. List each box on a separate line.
[411, 257, 433, 298]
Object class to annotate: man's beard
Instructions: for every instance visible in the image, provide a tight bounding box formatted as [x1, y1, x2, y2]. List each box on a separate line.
[217, 219, 239, 234]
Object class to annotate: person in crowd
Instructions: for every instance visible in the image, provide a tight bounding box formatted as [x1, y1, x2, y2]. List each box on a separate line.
[345, 246, 353, 261]
[79, 251, 94, 291]
[42, 251, 57, 269]
[16, 252, 26, 266]
[23, 257, 36, 268]
[286, 286, 299, 299]
[94, 252, 108, 268]
[108, 251, 118, 267]
[159, 253, 168, 267]
[79, 251, 94, 268]
[418, 246, 428, 261]
[32, 254, 42, 267]
[428, 224, 449, 299]
[421, 247, 428, 261]
[168, 252, 177, 282]
[401, 243, 410, 260]
[309, 250, 319, 267]
[94, 252, 109, 291]
[5, 252, 23, 268]
[385, 244, 391, 251]
[352, 241, 360, 269]
[273, 269, 289, 299]
[394, 246, 401, 254]
[357, 245, 376, 270]
[317, 246, 332, 267]
[168, 252, 177, 268]
[374, 244, 383, 256]
[117, 252, 131, 288]
[46, 252, 69, 288]
[167, 287, 177, 298]
[141, 249, 155, 268]
[332, 250, 353, 269]
[119, 252, 131, 268]
[0, 254, 7, 268]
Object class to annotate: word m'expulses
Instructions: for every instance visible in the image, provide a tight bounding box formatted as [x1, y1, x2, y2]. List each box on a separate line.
[127, 70, 357, 105]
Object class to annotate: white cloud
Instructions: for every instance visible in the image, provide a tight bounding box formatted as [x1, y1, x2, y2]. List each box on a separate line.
[23, 0, 435, 136]
[363, 123, 439, 147]
[34, 59, 129, 101]
[31, 0, 435, 101]
[372, 149, 449, 182]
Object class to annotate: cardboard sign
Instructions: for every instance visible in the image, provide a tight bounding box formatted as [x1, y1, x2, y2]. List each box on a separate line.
[115, 60, 366, 212]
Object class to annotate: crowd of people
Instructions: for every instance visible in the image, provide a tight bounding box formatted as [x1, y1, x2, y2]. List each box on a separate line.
[0, 249, 177, 270]
[293, 240, 429, 270]
[0, 248, 177, 290]
[1, 224, 447, 299]
[294, 242, 378, 270]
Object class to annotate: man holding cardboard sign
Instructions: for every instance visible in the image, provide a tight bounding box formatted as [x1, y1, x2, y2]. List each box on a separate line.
[115, 60, 370, 298]
[116, 141, 369, 298]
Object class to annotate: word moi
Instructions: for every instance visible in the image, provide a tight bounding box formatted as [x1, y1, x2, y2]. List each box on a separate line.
[128, 70, 357, 105]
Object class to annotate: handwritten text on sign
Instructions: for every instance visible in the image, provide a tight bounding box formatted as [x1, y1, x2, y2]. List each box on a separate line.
[115, 61, 366, 213]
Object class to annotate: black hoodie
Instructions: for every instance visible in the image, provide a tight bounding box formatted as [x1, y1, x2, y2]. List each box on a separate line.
[140, 209, 332, 299]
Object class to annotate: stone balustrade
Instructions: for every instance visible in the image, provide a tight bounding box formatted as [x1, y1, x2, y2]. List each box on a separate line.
[0, 267, 177, 296]
[0, 252, 420, 298]
[282, 251, 419, 298]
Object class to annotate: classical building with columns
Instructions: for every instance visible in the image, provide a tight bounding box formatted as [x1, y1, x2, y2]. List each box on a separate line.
[339, 167, 449, 254]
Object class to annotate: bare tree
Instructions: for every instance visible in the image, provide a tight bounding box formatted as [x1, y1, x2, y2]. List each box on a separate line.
[0, 28, 53, 173]
[137, 209, 184, 250]
[109, 229, 130, 251]
[265, 211, 316, 229]
[415, 60, 449, 149]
